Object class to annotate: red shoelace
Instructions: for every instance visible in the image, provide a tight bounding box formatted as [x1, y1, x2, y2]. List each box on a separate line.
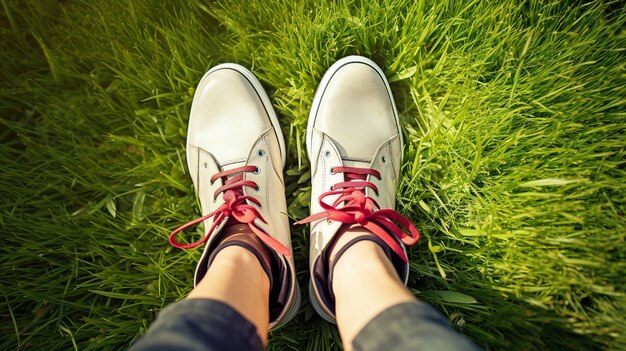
[294, 166, 420, 262]
[169, 165, 291, 256]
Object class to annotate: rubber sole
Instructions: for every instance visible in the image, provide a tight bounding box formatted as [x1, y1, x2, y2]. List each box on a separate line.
[308, 281, 337, 324]
[272, 283, 302, 330]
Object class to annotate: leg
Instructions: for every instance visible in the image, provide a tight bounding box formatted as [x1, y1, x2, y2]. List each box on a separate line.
[133, 63, 299, 350]
[302, 55, 480, 350]
[331, 227, 414, 348]
[332, 227, 481, 351]
[130, 225, 269, 351]
[188, 225, 271, 343]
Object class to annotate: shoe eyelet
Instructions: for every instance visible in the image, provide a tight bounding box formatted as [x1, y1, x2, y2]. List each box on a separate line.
[324, 150, 331, 158]
[257, 150, 265, 157]
[381, 156, 387, 163]
[329, 167, 336, 175]
[254, 185, 260, 192]
[253, 166, 261, 174]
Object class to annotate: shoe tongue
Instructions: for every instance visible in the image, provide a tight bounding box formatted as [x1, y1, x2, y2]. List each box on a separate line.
[217, 161, 248, 186]
[338, 158, 373, 198]
[339, 158, 375, 200]
[220, 161, 247, 172]
[341, 159, 372, 168]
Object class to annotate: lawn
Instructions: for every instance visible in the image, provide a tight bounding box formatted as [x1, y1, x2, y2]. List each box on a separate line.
[1, 0, 624, 350]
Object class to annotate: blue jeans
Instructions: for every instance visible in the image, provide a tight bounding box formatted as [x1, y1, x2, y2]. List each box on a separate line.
[130, 299, 481, 351]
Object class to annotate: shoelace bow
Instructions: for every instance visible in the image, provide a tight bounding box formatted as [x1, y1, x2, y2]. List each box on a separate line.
[294, 166, 420, 262]
[169, 165, 291, 256]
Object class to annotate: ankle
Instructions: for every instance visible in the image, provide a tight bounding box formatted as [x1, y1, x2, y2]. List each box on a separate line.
[328, 225, 397, 274]
[207, 223, 275, 289]
[328, 225, 377, 261]
[211, 246, 270, 289]
[331, 234, 404, 299]
[213, 245, 261, 266]
[333, 240, 391, 279]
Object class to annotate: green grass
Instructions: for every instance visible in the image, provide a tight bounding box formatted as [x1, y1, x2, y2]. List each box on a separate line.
[1, 0, 625, 350]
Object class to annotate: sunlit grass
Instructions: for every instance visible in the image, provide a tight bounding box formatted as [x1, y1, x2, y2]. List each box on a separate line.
[1, 0, 624, 350]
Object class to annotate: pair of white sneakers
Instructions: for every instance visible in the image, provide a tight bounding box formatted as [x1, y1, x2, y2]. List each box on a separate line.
[169, 56, 420, 330]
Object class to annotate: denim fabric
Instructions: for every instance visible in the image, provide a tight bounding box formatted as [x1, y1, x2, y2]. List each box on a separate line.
[130, 299, 263, 351]
[130, 299, 480, 351]
[352, 301, 481, 351]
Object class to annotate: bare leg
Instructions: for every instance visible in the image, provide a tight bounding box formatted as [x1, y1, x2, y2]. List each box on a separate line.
[332, 226, 416, 351]
[187, 225, 271, 344]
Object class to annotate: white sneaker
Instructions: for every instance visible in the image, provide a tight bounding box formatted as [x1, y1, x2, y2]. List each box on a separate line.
[169, 63, 300, 330]
[297, 56, 420, 323]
